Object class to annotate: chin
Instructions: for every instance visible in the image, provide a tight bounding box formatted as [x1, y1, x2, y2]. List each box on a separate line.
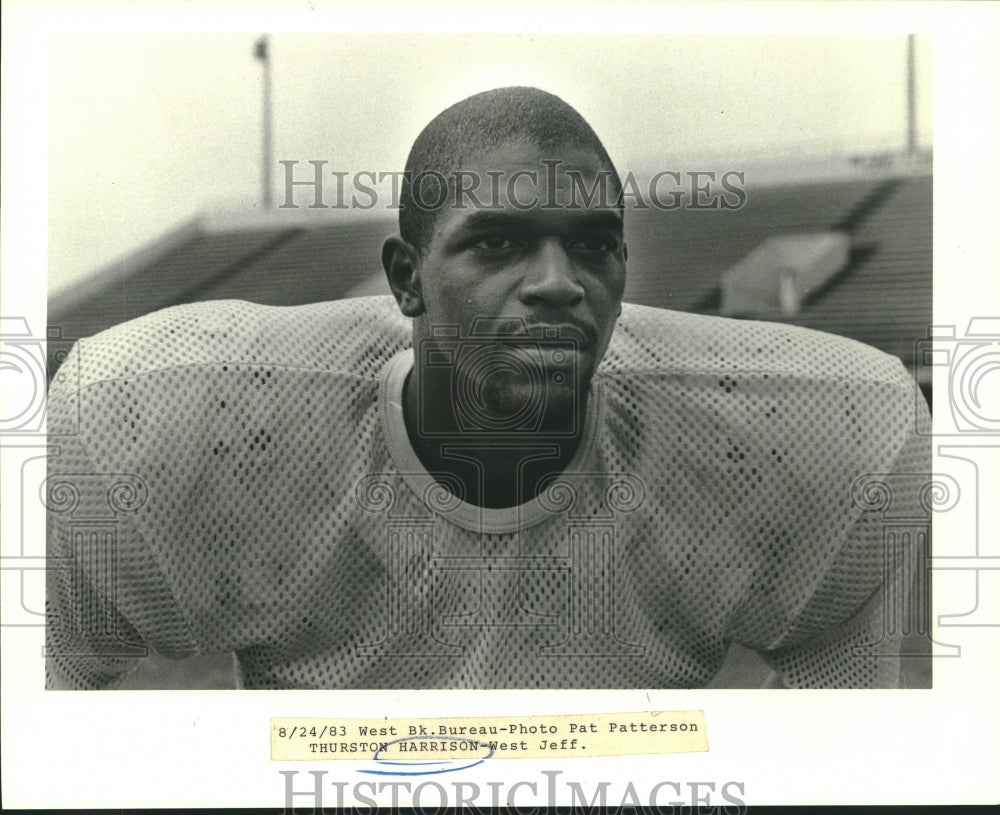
[478, 375, 580, 435]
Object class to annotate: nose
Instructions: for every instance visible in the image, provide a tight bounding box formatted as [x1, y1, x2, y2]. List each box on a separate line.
[519, 239, 585, 307]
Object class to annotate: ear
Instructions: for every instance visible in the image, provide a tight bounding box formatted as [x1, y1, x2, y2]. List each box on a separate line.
[617, 242, 627, 317]
[381, 235, 425, 318]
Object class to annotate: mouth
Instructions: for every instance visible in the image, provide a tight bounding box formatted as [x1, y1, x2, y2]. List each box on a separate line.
[524, 322, 597, 350]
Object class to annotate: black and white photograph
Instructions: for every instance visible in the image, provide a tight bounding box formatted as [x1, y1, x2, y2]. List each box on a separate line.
[44, 30, 936, 693]
[2, 1, 998, 810]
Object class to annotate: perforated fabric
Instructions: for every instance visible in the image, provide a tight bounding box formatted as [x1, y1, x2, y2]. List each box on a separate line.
[46, 295, 930, 689]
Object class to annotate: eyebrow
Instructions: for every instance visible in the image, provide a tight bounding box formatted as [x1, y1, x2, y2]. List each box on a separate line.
[453, 208, 624, 235]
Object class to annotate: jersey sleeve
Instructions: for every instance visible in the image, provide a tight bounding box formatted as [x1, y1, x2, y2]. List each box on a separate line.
[740, 380, 932, 688]
[45, 339, 199, 690]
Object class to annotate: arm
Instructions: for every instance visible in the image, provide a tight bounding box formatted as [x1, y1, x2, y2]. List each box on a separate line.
[45, 429, 149, 689]
[45, 340, 159, 689]
[754, 391, 931, 689]
[46, 330, 239, 689]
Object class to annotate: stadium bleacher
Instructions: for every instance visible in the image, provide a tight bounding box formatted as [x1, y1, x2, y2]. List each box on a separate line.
[623, 177, 886, 311]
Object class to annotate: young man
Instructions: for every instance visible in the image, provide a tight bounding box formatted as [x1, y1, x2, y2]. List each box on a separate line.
[46, 87, 930, 689]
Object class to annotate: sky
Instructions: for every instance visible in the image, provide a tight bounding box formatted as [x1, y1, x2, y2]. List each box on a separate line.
[46, 32, 932, 295]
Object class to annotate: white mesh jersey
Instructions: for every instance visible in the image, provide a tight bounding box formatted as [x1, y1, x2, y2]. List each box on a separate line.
[46, 295, 930, 689]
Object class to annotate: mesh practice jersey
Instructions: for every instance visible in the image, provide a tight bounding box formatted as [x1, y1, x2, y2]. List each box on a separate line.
[46, 295, 930, 689]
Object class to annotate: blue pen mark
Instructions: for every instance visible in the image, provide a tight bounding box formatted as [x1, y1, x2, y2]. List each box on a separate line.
[357, 734, 494, 776]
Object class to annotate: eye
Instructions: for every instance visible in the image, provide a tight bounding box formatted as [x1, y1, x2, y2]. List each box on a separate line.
[473, 235, 519, 251]
[570, 235, 617, 253]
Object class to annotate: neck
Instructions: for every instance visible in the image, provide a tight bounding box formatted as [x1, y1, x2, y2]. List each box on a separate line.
[402, 366, 588, 509]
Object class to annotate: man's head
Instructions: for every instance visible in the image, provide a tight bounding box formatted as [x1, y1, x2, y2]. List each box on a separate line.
[397, 86, 624, 254]
[383, 86, 628, 440]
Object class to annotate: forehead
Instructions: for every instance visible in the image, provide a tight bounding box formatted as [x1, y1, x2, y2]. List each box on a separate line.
[426, 140, 622, 244]
[461, 139, 610, 178]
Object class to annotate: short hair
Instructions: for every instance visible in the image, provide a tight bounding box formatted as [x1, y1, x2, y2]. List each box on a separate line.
[399, 86, 623, 253]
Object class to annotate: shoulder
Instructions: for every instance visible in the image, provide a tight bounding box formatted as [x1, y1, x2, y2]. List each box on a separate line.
[604, 302, 910, 390]
[62, 295, 409, 389]
[598, 305, 930, 668]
